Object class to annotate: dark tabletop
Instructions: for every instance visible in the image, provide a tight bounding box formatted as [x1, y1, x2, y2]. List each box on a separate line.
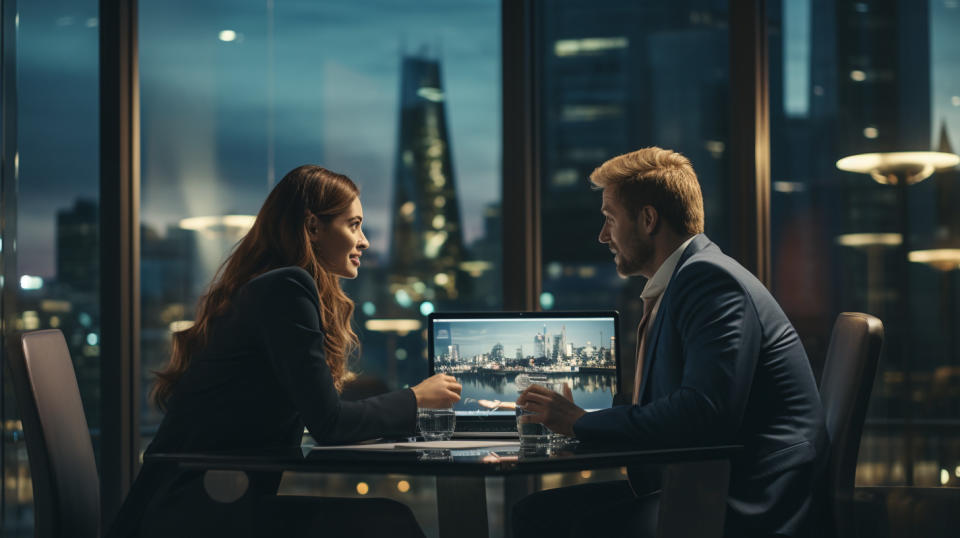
[144, 441, 741, 477]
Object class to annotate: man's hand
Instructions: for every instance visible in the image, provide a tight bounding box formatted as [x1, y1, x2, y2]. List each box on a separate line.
[515, 383, 586, 437]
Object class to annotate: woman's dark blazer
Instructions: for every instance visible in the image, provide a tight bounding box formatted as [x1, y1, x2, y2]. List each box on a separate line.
[106, 266, 418, 537]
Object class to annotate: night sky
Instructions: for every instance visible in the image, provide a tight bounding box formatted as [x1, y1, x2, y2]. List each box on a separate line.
[17, 0, 500, 278]
[12, 0, 960, 279]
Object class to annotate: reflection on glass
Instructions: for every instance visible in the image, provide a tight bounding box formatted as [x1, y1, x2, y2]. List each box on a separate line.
[537, 0, 731, 396]
[769, 0, 960, 486]
[3, 1, 101, 533]
[137, 1, 500, 532]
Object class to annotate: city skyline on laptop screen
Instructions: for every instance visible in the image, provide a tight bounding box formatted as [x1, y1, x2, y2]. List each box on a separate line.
[430, 314, 619, 416]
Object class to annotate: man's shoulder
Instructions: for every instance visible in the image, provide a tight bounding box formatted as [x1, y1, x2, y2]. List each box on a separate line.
[677, 244, 763, 292]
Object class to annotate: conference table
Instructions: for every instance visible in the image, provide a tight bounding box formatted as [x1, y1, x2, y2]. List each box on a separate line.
[145, 440, 738, 538]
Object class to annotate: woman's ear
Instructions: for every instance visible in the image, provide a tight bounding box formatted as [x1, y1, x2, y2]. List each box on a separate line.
[305, 213, 321, 240]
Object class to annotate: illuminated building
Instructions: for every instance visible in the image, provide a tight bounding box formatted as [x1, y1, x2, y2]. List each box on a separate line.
[388, 52, 466, 306]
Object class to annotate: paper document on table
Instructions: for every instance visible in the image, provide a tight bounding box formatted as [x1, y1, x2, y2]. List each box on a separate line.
[394, 440, 520, 449]
[311, 440, 520, 451]
[311, 443, 399, 450]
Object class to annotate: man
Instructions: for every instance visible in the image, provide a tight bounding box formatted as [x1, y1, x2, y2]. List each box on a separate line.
[514, 147, 826, 538]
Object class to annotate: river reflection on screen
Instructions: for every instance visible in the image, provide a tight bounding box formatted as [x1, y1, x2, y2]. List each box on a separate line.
[430, 315, 619, 416]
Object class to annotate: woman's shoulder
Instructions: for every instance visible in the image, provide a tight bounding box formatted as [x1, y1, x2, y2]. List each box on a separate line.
[242, 266, 318, 302]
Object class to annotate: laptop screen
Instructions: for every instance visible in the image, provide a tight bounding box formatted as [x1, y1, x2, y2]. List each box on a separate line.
[428, 312, 620, 417]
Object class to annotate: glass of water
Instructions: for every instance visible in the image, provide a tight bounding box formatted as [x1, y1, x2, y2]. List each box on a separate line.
[515, 374, 557, 446]
[417, 408, 456, 441]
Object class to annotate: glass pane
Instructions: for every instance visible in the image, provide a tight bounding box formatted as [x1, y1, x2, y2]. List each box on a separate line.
[537, 0, 731, 375]
[769, 0, 960, 486]
[138, 1, 501, 530]
[2, 1, 101, 533]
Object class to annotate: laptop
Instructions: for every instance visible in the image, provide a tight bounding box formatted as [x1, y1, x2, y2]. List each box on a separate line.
[427, 311, 622, 437]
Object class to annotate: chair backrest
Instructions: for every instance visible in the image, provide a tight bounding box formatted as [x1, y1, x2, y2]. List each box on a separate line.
[7, 329, 100, 538]
[818, 312, 884, 537]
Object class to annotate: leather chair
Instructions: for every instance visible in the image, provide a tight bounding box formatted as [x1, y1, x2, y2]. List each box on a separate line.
[818, 312, 884, 538]
[7, 329, 99, 538]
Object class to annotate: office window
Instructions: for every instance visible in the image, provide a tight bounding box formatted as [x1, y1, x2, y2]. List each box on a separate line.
[769, 0, 960, 486]
[1, 0, 101, 534]
[537, 0, 731, 385]
[138, 0, 501, 442]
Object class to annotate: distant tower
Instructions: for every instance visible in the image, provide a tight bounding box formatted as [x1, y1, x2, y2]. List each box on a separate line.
[561, 325, 567, 357]
[491, 342, 505, 363]
[934, 121, 960, 243]
[57, 199, 99, 292]
[389, 50, 466, 306]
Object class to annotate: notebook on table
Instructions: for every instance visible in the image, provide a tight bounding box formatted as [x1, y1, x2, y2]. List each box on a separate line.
[427, 311, 622, 438]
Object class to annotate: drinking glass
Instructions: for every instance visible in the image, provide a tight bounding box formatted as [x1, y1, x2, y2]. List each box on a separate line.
[515, 374, 561, 446]
[417, 408, 456, 441]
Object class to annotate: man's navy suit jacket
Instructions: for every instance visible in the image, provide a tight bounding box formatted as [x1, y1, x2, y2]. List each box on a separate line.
[573, 234, 827, 537]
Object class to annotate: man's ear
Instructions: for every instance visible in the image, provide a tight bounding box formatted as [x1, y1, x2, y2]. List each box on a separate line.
[639, 205, 660, 235]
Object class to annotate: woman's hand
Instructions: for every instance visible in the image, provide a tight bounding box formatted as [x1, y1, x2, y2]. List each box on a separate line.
[411, 374, 462, 408]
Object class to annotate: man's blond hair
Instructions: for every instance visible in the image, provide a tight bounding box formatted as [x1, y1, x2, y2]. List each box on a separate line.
[590, 146, 705, 235]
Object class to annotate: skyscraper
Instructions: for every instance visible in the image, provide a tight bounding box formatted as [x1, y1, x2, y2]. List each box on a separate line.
[389, 51, 466, 308]
[56, 199, 99, 293]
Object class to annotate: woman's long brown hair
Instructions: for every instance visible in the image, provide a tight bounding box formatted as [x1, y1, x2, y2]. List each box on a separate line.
[151, 165, 361, 411]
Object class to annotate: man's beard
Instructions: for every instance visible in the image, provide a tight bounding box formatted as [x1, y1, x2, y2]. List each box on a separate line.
[616, 231, 653, 277]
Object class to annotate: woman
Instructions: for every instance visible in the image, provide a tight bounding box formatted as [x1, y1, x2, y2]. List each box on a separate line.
[108, 165, 461, 537]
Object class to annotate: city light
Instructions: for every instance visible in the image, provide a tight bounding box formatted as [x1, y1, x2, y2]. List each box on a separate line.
[554, 37, 628, 57]
[396, 480, 411, 493]
[355, 482, 369, 495]
[459, 260, 492, 277]
[22, 311, 39, 331]
[835, 233, 902, 247]
[218, 30, 237, 42]
[41, 299, 72, 312]
[539, 292, 555, 310]
[395, 348, 408, 361]
[86, 333, 99, 346]
[416, 87, 444, 102]
[862, 126, 879, 139]
[19, 275, 43, 290]
[580, 470, 592, 479]
[419, 301, 435, 316]
[772, 181, 806, 193]
[394, 289, 413, 308]
[850, 70, 866, 81]
[941, 468, 950, 485]
[362, 301, 376, 316]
